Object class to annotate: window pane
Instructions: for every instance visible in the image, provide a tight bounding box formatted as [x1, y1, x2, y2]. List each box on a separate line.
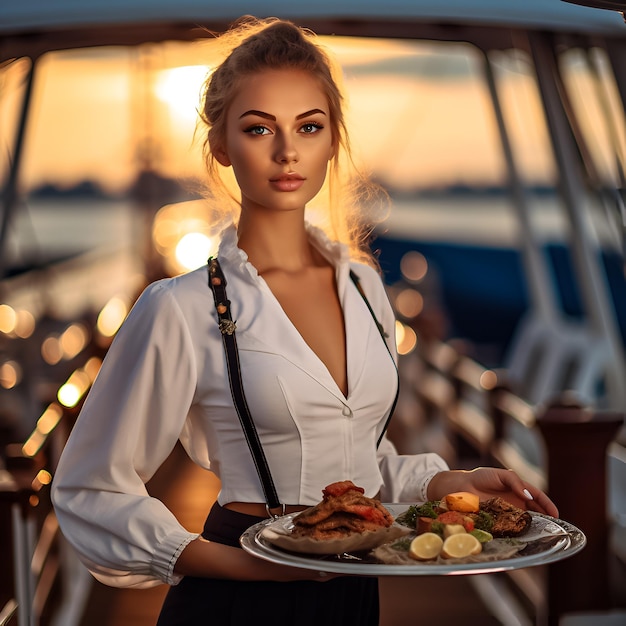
[339, 39, 505, 190]
[560, 46, 626, 188]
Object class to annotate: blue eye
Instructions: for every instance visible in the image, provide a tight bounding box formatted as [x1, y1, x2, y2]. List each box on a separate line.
[301, 123, 323, 134]
[244, 125, 270, 135]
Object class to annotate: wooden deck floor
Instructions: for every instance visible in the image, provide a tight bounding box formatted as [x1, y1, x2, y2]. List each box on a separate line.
[76, 444, 501, 626]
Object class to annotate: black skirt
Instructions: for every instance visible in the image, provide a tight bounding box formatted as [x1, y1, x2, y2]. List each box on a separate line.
[156, 502, 379, 626]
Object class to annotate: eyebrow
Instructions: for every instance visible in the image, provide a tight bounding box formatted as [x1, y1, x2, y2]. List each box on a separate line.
[239, 108, 327, 121]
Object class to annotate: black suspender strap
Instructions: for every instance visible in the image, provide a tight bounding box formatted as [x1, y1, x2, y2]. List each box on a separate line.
[349, 270, 400, 448]
[207, 257, 399, 514]
[207, 257, 283, 515]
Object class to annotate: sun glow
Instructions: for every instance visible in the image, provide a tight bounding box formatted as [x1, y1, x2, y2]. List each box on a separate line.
[152, 200, 221, 275]
[175, 232, 213, 271]
[154, 65, 210, 123]
[16, 35, 567, 199]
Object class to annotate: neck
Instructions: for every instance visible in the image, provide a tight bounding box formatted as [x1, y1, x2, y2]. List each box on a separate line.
[237, 210, 317, 274]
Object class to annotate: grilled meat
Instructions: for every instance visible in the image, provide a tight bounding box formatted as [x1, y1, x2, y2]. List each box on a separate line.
[292, 481, 394, 540]
[477, 497, 532, 537]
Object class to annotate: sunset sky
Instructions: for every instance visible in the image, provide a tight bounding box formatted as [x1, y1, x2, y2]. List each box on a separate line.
[1, 33, 622, 199]
[1, 37, 549, 194]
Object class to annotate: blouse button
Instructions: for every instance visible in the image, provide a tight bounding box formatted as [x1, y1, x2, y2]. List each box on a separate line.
[342, 406, 353, 418]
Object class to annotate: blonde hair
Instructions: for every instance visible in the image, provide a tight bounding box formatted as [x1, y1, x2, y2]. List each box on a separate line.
[198, 16, 387, 265]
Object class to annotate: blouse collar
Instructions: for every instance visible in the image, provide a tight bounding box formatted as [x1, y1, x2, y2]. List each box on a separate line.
[217, 222, 350, 284]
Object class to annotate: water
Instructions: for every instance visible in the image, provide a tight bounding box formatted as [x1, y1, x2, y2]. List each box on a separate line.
[5, 194, 623, 355]
[385, 195, 622, 250]
[6, 197, 140, 269]
[9, 193, 622, 263]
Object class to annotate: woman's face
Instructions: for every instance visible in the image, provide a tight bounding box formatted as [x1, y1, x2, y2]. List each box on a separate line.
[215, 68, 335, 215]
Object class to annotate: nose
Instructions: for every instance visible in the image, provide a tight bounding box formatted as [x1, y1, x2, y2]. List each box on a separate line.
[274, 133, 298, 164]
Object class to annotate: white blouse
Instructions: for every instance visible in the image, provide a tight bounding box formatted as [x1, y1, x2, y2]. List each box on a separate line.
[52, 224, 448, 589]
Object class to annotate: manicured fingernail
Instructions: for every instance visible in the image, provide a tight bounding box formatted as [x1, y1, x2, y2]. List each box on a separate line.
[523, 489, 533, 500]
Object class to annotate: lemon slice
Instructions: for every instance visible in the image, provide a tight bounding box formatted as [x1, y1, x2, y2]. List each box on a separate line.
[409, 532, 444, 561]
[441, 533, 482, 558]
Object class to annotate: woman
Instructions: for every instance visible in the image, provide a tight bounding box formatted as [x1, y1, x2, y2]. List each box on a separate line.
[52, 17, 558, 625]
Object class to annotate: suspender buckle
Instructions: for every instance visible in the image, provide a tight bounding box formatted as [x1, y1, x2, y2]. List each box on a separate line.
[218, 319, 237, 335]
[265, 503, 287, 519]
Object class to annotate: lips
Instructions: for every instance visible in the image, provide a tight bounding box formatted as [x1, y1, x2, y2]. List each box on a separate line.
[269, 173, 305, 192]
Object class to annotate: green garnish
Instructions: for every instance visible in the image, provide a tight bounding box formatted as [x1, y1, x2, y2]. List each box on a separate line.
[471, 510, 494, 532]
[397, 501, 441, 528]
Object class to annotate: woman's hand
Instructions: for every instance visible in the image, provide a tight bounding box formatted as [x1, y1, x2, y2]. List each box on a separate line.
[427, 467, 559, 518]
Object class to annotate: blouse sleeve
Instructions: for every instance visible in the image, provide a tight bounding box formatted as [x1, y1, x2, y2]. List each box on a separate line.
[52, 281, 200, 588]
[357, 265, 450, 503]
[377, 436, 449, 502]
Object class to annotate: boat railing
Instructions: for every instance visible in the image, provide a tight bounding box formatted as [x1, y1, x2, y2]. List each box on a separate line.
[0, 344, 105, 626]
[1, 404, 67, 626]
[0, 250, 145, 626]
[401, 337, 625, 625]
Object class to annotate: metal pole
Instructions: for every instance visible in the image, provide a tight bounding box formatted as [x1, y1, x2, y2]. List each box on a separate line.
[0, 58, 36, 278]
[529, 31, 626, 410]
[482, 50, 559, 323]
[11, 504, 31, 626]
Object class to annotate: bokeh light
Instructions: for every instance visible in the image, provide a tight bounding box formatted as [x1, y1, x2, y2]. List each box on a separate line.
[400, 251, 428, 284]
[395, 320, 418, 355]
[480, 369, 499, 390]
[97, 296, 129, 338]
[41, 336, 63, 365]
[83, 357, 102, 382]
[60, 323, 89, 359]
[57, 369, 91, 408]
[152, 199, 221, 275]
[14, 309, 36, 338]
[175, 232, 212, 271]
[0, 360, 21, 389]
[0, 304, 17, 334]
[22, 404, 63, 457]
[395, 288, 424, 319]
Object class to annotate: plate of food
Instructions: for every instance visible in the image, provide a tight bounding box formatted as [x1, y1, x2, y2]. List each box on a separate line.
[239, 481, 586, 576]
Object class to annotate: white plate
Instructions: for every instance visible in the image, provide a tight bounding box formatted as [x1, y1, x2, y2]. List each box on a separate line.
[239, 504, 586, 576]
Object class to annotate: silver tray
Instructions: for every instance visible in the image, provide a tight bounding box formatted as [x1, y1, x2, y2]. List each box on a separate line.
[240, 504, 586, 576]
